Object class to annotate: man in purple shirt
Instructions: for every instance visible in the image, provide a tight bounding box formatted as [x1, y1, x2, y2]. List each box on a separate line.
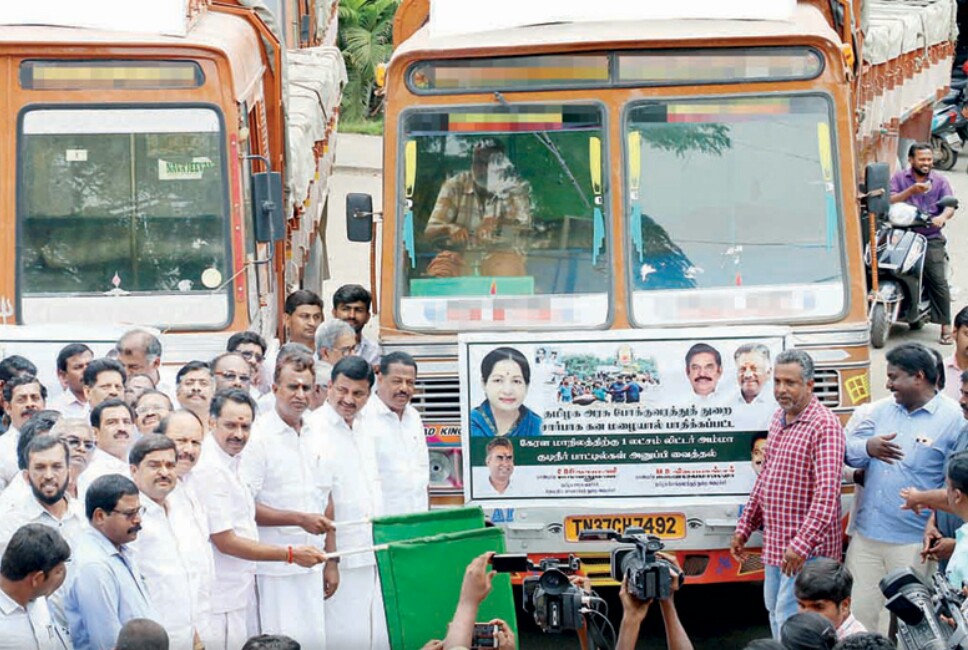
[890, 142, 958, 344]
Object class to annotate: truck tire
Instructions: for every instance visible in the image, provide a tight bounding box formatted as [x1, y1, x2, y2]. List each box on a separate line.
[870, 303, 889, 348]
[933, 135, 958, 171]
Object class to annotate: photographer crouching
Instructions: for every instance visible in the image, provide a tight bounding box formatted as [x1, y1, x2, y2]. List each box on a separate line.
[615, 550, 693, 650]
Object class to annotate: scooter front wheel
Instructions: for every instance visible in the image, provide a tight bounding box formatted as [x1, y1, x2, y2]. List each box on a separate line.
[870, 302, 890, 348]
[932, 135, 958, 171]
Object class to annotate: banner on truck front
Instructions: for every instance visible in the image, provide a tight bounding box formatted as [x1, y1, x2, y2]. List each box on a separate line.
[459, 328, 791, 501]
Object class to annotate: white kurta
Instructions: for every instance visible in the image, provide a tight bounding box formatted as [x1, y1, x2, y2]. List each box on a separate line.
[0, 427, 21, 491]
[0, 589, 70, 650]
[48, 391, 88, 419]
[129, 488, 212, 650]
[189, 437, 260, 650]
[239, 408, 332, 648]
[312, 402, 388, 650]
[76, 449, 130, 508]
[360, 398, 429, 516]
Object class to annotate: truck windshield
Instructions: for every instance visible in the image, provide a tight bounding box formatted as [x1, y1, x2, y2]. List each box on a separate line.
[625, 94, 845, 325]
[18, 107, 230, 328]
[397, 104, 609, 331]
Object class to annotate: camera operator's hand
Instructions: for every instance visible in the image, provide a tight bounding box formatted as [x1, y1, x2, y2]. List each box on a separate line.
[729, 533, 748, 563]
[420, 641, 444, 650]
[922, 523, 956, 562]
[619, 575, 651, 623]
[569, 574, 592, 594]
[781, 547, 805, 577]
[657, 552, 684, 593]
[459, 552, 496, 607]
[866, 433, 904, 463]
[485, 619, 515, 650]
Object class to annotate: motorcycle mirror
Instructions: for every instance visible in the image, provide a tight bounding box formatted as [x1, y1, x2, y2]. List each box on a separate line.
[938, 196, 960, 210]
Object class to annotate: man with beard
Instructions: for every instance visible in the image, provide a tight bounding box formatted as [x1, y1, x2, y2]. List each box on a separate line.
[76, 400, 136, 507]
[361, 352, 429, 516]
[844, 343, 964, 633]
[732, 350, 844, 639]
[65, 473, 157, 650]
[733, 343, 776, 430]
[81, 358, 127, 411]
[0, 375, 47, 491]
[191, 389, 327, 650]
[890, 143, 958, 344]
[50, 343, 93, 418]
[0, 411, 61, 510]
[311, 356, 387, 649]
[175, 362, 215, 425]
[332, 285, 381, 366]
[128, 435, 210, 650]
[240, 348, 337, 648]
[0, 435, 84, 626]
[684, 343, 723, 403]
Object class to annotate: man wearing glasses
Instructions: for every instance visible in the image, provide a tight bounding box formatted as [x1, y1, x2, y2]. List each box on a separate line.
[211, 353, 253, 393]
[226, 332, 268, 398]
[65, 473, 157, 650]
[51, 418, 97, 500]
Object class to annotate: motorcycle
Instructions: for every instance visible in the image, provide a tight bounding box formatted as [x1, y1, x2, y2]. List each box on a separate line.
[865, 195, 959, 348]
[931, 103, 963, 171]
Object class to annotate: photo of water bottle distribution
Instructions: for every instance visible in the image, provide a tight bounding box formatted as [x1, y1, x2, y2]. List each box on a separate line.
[4, 1, 968, 649]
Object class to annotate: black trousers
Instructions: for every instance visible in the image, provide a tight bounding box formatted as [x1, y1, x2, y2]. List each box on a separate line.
[924, 237, 952, 325]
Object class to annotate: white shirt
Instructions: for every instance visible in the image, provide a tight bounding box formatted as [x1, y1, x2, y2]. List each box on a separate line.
[730, 388, 777, 431]
[168, 480, 215, 638]
[76, 450, 130, 509]
[0, 474, 29, 512]
[48, 391, 88, 419]
[0, 491, 86, 628]
[189, 437, 258, 613]
[0, 427, 21, 492]
[361, 397, 429, 516]
[356, 337, 381, 366]
[311, 402, 382, 569]
[0, 589, 69, 650]
[129, 488, 209, 650]
[256, 392, 275, 417]
[239, 408, 332, 576]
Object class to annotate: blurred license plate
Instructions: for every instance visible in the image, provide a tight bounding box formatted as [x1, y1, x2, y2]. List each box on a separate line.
[946, 132, 962, 146]
[564, 514, 686, 542]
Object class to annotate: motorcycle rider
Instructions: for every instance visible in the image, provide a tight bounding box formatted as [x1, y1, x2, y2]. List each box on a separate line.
[890, 142, 958, 344]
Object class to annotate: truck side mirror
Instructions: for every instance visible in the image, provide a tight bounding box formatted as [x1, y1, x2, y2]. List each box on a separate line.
[864, 163, 890, 216]
[346, 193, 374, 243]
[252, 171, 285, 242]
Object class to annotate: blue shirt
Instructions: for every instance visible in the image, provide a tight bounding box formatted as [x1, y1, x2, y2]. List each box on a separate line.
[64, 528, 158, 650]
[470, 401, 542, 437]
[947, 523, 968, 590]
[846, 393, 964, 544]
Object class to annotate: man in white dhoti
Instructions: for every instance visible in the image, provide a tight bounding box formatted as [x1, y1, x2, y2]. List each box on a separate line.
[240, 349, 338, 649]
[311, 356, 388, 650]
[191, 388, 327, 650]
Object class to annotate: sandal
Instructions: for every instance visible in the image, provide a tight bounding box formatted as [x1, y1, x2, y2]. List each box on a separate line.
[940, 330, 954, 345]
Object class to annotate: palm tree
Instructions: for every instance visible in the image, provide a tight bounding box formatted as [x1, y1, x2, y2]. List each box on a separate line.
[339, 0, 398, 122]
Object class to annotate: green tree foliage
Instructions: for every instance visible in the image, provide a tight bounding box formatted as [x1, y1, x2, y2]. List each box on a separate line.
[338, 0, 398, 122]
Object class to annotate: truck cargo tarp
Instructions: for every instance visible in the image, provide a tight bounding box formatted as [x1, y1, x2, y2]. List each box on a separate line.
[372, 509, 518, 650]
[430, 0, 796, 39]
[864, 0, 957, 64]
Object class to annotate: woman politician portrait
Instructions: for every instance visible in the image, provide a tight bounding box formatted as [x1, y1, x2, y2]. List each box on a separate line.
[470, 346, 543, 437]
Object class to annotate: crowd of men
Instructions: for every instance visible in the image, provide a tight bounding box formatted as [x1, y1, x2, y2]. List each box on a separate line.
[732, 308, 968, 647]
[0, 284, 431, 650]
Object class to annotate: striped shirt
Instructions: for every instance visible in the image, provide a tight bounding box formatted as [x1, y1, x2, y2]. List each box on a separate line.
[735, 396, 845, 565]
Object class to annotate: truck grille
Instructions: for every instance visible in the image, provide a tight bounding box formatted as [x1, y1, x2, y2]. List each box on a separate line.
[813, 368, 840, 408]
[413, 369, 843, 424]
[412, 376, 462, 423]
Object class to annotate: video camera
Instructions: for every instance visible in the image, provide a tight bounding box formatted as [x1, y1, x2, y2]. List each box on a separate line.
[880, 567, 968, 650]
[581, 527, 683, 602]
[490, 553, 585, 633]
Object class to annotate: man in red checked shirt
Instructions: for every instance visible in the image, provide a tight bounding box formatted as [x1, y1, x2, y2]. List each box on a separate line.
[731, 349, 845, 640]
